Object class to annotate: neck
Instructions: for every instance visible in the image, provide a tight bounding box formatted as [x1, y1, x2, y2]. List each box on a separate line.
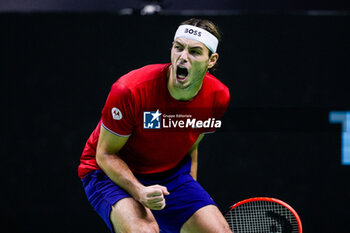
[167, 67, 203, 101]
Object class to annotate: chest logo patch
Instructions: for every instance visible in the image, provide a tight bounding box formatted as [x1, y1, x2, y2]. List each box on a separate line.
[143, 109, 161, 129]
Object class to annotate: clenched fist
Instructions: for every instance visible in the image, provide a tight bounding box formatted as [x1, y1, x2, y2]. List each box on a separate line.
[137, 185, 170, 210]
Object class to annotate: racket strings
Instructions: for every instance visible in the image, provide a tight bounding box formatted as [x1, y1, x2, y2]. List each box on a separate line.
[225, 201, 299, 233]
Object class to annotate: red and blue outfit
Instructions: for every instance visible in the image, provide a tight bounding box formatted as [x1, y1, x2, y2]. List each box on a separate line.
[79, 63, 230, 233]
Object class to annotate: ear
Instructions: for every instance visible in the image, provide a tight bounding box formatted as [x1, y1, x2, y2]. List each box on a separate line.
[208, 53, 219, 69]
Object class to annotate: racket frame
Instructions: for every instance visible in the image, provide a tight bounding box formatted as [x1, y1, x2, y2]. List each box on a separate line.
[226, 197, 303, 233]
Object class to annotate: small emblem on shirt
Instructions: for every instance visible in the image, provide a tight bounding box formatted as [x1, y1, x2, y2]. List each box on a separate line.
[143, 109, 161, 129]
[112, 107, 122, 120]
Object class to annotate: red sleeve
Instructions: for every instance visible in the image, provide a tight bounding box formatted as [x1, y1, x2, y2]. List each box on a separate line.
[101, 82, 135, 136]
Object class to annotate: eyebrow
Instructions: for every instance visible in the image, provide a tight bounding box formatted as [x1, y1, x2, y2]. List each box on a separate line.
[173, 41, 204, 50]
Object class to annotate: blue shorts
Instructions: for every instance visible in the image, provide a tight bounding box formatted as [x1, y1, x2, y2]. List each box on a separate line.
[81, 156, 216, 233]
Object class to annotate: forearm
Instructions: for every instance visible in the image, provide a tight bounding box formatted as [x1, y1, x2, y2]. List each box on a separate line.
[190, 156, 198, 180]
[189, 148, 198, 180]
[188, 134, 204, 180]
[97, 151, 169, 210]
[96, 121, 169, 210]
[96, 152, 144, 200]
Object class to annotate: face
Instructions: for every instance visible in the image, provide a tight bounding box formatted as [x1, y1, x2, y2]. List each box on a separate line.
[169, 37, 218, 90]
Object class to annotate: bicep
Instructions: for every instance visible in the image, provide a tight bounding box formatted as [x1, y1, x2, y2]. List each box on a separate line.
[97, 125, 130, 156]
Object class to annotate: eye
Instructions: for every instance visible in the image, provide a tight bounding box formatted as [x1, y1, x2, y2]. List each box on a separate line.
[190, 50, 201, 55]
[174, 45, 183, 51]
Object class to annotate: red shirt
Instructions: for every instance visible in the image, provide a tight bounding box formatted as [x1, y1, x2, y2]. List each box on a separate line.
[78, 64, 230, 179]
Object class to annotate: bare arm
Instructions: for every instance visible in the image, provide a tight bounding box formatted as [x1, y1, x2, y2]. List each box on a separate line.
[96, 126, 169, 210]
[187, 134, 205, 180]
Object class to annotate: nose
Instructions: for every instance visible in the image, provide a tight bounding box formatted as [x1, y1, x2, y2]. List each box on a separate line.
[179, 51, 188, 63]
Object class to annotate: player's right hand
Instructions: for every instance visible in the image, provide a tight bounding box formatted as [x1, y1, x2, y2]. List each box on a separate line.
[137, 185, 170, 210]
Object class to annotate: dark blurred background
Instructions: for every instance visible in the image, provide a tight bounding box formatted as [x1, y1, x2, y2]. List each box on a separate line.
[1, 1, 350, 232]
[0, 0, 350, 12]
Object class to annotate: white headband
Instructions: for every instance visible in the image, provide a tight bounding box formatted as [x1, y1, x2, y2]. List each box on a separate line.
[174, 25, 219, 53]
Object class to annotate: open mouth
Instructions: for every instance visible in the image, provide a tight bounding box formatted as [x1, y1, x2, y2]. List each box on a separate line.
[176, 65, 189, 81]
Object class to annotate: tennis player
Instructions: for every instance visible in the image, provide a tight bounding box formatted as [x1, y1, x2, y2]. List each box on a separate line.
[78, 18, 231, 233]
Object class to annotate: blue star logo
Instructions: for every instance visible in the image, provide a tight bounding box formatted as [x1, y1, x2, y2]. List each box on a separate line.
[143, 110, 161, 129]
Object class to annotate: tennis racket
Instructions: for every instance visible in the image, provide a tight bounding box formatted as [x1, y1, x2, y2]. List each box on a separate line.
[224, 197, 302, 233]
